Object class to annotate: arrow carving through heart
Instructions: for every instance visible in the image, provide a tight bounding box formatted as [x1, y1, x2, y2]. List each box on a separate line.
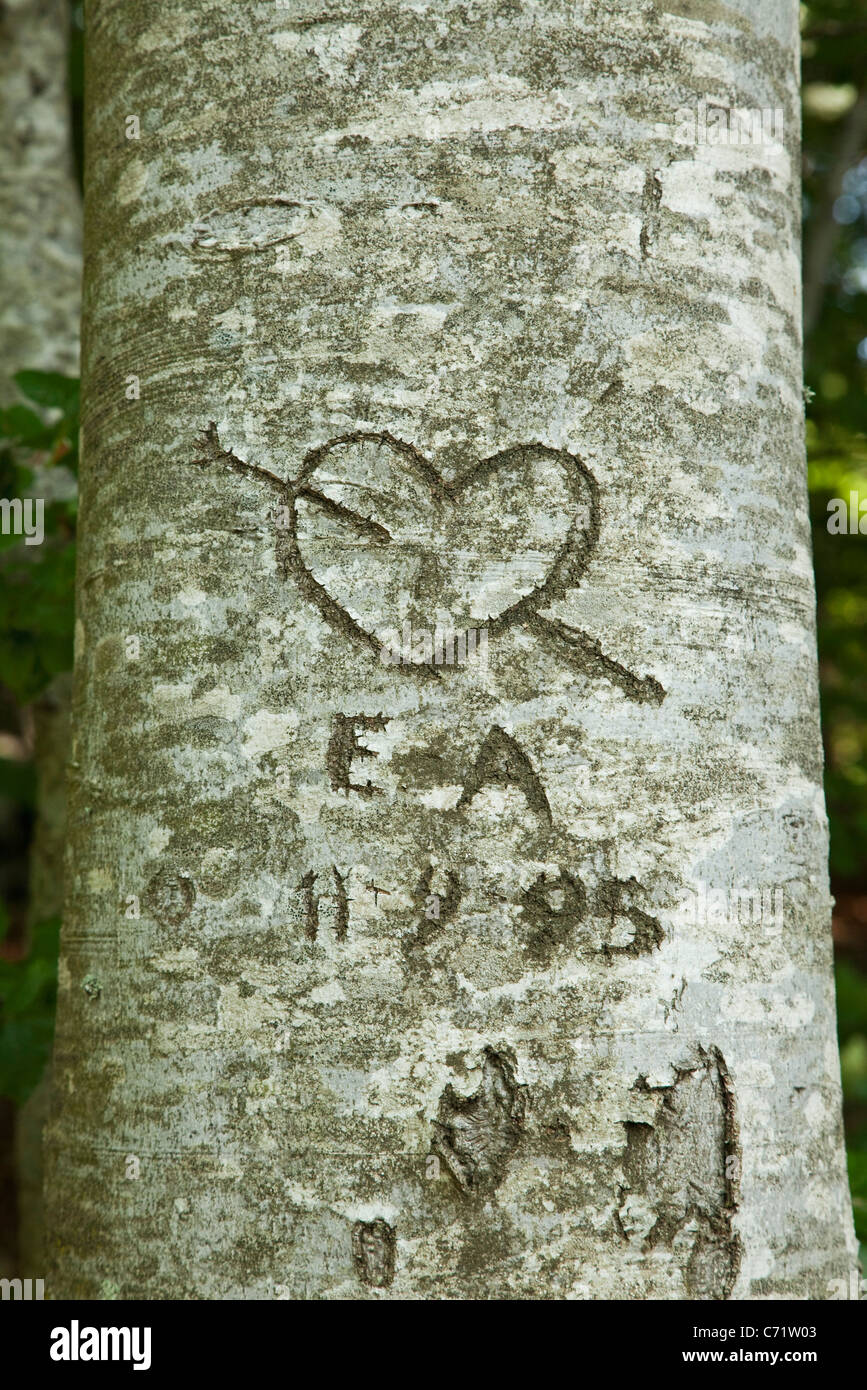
[193, 424, 665, 705]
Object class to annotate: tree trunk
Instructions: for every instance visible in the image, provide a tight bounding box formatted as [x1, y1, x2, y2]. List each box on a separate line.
[45, 0, 856, 1298]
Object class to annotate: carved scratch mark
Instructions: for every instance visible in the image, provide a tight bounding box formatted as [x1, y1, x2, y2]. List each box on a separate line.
[191, 197, 310, 255]
[295, 485, 393, 544]
[640, 169, 662, 259]
[411, 861, 461, 944]
[194, 422, 284, 494]
[145, 870, 195, 928]
[536, 617, 665, 706]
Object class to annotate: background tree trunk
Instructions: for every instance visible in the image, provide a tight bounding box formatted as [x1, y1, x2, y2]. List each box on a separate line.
[0, 0, 81, 402]
[15, 675, 72, 1276]
[45, 0, 856, 1298]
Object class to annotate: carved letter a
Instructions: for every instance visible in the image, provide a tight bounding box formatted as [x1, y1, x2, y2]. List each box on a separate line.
[457, 725, 552, 825]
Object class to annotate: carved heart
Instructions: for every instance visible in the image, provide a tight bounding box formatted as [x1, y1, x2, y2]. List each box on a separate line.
[286, 432, 597, 653]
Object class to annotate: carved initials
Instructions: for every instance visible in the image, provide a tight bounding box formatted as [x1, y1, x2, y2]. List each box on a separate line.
[300, 866, 348, 942]
[457, 725, 552, 825]
[326, 713, 389, 797]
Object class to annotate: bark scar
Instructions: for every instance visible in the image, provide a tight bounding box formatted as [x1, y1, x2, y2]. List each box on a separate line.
[620, 1046, 741, 1299]
[431, 1047, 526, 1197]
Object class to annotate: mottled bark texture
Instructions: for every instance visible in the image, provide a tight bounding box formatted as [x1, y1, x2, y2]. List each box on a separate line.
[45, 0, 856, 1298]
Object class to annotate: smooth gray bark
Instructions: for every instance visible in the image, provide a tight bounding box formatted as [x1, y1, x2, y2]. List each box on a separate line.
[45, 0, 856, 1299]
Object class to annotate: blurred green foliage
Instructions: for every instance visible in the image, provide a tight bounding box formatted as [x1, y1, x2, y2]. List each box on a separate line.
[0, 370, 78, 1100]
[0, 908, 59, 1106]
[837, 960, 867, 1240]
[0, 371, 78, 705]
[802, 1, 867, 1241]
[809, 439, 867, 881]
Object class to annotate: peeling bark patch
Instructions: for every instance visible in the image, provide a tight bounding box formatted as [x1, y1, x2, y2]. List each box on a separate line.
[351, 1218, 395, 1288]
[432, 1048, 526, 1197]
[457, 724, 552, 825]
[191, 197, 310, 254]
[621, 1048, 740, 1299]
[640, 169, 662, 259]
[144, 870, 195, 927]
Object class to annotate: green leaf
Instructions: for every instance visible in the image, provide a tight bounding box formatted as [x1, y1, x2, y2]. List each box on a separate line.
[848, 1150, 867, 1245]
[0, 1018, 55, 1104]
[13, 371, 80, 417]
[0, 916, 59, 1104]
[0, 405, 53, 448]
[0, 538, 76, 701]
